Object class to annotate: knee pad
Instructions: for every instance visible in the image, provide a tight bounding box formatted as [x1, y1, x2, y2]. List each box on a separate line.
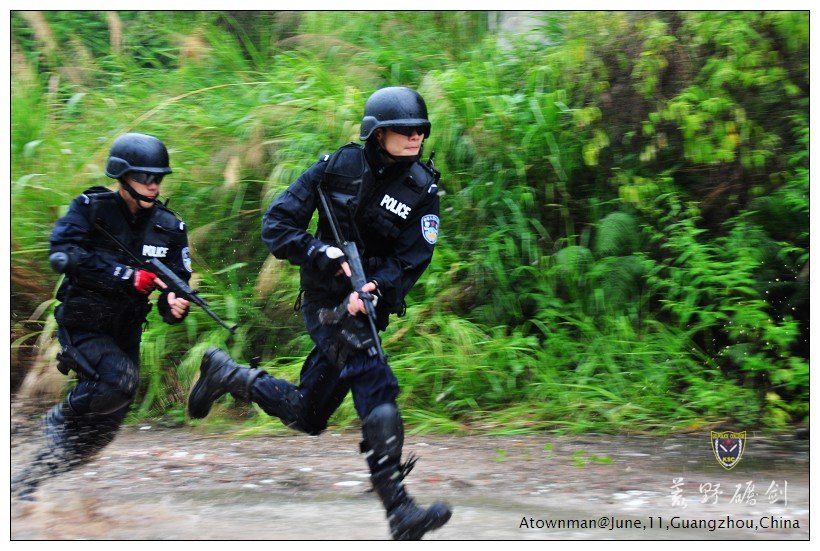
[68, 380, 135, 416]
[69, 352, 139, 416]
[362, 403, 404, 468]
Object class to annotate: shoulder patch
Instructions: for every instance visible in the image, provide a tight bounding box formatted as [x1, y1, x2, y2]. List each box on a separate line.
[421, 214, 440, 245]
[181, 247, 192, 273]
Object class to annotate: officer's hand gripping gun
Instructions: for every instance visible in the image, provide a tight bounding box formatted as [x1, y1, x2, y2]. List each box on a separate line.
[50, 224, 238, 334]
[316, 186, 386, 363]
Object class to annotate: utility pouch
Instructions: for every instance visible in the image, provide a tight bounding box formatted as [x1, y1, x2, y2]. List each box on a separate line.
[318, 300, 378, 354]
[318, 300, 349, 326]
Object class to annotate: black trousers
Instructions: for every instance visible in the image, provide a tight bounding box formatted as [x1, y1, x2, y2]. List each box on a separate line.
[251, 300, 400, 435]
[48, 324, 142, 461]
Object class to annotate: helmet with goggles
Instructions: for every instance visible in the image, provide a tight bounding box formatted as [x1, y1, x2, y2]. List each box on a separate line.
[359, 87, 431, 141]
[105, 133, 172, 179]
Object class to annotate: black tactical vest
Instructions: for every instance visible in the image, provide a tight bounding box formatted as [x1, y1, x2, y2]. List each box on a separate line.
[83, 186, 186, 266]
[55, 187, 187, 331]
[319, 143, 439, 244]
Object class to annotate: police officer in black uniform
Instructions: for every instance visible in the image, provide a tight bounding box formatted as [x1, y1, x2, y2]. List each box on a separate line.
[187, 87, 451, 539]
[12, 133, 192, 499]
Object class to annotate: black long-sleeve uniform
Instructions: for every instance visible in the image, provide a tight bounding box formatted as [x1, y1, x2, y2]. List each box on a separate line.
[262, 142, 440, 327]
[51, 186, 191, 331]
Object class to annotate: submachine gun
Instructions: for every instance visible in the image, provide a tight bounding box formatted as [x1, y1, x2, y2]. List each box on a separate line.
[316, 186, 386, 363]
[49, 223, 238, 335]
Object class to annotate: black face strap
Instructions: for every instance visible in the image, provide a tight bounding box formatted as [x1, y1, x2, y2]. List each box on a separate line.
[120, 179, 157, 208]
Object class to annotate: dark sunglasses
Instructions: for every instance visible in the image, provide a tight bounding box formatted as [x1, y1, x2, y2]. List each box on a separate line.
[391, 126, 427, 137]
[129, 172, 164, 185]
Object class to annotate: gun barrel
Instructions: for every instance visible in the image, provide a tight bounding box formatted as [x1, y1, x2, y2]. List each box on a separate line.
[147, 260, 237, 333]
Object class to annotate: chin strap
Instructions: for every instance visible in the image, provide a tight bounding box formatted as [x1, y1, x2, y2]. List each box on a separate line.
[120, 180, 157, 208]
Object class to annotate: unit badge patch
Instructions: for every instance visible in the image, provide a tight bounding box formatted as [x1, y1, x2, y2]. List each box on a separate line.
[182, 247, 193, 273]
[421, 214, 439, 245]
[711, 431, 746, 470]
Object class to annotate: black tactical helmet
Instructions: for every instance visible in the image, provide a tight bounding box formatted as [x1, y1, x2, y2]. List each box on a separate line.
[359, 87, 431, 141]
[104, 133, 172, 179]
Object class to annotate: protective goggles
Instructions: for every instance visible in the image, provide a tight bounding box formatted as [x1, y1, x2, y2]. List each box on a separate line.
[391, 126, 427, 137]
[129, 172, 164, 185]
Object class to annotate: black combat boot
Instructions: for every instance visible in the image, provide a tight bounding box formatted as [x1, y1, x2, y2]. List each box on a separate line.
[370, 461, 452, 540]
[362, 403, 452, 540]
[188, 347, 264, 419]
[12, 401, 82, 501]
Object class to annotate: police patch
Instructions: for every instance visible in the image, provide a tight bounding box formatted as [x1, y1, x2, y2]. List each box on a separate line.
[421, 214, 439, 245]
[182, 247, 192, 273]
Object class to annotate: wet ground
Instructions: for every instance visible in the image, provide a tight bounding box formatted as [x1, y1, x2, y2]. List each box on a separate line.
[10, 420, 810, 540]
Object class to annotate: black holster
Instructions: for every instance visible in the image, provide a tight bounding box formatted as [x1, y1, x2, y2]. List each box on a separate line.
[56, 347, 100, 381]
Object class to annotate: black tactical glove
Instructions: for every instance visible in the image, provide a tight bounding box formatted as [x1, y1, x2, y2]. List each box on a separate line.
[309, 244, 347, 277]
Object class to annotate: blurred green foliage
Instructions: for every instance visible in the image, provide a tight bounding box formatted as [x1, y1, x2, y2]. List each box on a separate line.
[10, 11, 808, 434]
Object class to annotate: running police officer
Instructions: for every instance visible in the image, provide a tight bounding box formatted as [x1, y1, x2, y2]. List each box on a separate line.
[12, 133, 191, 499]
[187, 87, 451, 540]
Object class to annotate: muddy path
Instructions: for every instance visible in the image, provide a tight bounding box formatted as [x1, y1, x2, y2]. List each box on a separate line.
[10, 417, 809, 540]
